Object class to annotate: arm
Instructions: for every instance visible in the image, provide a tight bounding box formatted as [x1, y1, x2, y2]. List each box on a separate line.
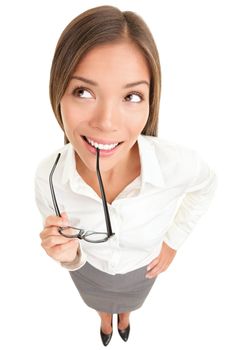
[163, 151, 218, 250]
[146, 151, 218, 278]
[35, 176, 87, 271]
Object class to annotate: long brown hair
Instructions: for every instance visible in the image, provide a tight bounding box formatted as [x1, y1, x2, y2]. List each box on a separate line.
[49, 5, 161, 144]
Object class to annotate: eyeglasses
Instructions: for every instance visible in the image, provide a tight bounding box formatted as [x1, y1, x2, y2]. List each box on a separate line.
[49, 148, 115, 243]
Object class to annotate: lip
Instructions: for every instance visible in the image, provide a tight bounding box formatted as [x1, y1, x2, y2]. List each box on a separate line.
[83, 135, 123, 145]
[81, 135, 123, 157]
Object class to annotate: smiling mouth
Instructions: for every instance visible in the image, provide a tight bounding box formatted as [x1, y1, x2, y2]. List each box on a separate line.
[81, 135, 124, 150]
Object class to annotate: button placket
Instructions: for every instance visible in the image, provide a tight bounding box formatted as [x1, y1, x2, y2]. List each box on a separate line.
[108, 206, 122, 271]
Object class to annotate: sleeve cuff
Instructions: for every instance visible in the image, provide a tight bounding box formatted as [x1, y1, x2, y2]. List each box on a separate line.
[163, 223, 189, 250]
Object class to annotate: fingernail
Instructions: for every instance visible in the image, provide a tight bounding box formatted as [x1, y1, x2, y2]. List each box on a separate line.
[147, 266, 150, 271]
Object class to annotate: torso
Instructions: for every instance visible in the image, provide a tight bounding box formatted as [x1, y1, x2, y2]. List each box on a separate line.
[78, 143, 141, 205]
[97, 165, 140, 204]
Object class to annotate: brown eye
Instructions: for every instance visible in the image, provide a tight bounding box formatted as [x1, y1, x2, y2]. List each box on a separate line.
[72, 87, 93, 99]
[125, 93, 143, 103]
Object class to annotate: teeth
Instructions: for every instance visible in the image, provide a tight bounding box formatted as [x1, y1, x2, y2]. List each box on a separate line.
[86, 137, 119, 150]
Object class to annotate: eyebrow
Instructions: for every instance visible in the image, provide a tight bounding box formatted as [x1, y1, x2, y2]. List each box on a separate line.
[70, 75, 150, 88]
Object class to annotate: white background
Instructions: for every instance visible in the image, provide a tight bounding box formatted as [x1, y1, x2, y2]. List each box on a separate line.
[0, 0, 232, 349]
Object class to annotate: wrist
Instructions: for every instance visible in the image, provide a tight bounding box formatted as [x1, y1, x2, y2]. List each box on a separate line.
[60, 244, 87, 271]
[61, 246, 80, 264]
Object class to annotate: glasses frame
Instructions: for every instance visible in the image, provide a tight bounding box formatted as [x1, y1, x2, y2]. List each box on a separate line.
[49, 149, 115, 243]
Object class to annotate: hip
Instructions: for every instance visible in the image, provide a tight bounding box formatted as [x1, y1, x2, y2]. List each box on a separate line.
[69, 261, 157, 293]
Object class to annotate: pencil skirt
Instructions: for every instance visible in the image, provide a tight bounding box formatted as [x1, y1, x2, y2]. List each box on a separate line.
[69, 261, 157, 314]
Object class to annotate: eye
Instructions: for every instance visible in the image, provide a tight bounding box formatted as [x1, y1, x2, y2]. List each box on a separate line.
[72, 87, 93, 99]
[124, 92, 143, 103]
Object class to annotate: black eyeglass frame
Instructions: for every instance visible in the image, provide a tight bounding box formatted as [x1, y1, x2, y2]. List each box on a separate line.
[49, 149, 115, 243]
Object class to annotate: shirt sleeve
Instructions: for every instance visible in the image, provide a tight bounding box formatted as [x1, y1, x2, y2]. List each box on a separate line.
[163, 151, 218, 250]
[34, 174, 87, 271]
[34, 176, 54, 223]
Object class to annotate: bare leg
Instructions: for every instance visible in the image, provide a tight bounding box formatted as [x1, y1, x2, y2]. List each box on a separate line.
[118, 312, 131, 330]
[97, 311, 112, 334]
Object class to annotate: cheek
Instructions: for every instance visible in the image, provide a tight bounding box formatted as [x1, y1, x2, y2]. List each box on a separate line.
[60, 101, 83, 129]
[141, 103, 150, 125]
[128, 104, 149, 131]
[60, 97, 95, 121]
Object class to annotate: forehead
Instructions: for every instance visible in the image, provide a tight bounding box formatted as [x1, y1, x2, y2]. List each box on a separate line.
[73, 41, 150, 82]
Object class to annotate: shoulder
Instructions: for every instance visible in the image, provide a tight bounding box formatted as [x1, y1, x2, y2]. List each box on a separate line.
[35, 143, 72, 182]
[141, 134, 197, 161]
[140, 135, 201, 187]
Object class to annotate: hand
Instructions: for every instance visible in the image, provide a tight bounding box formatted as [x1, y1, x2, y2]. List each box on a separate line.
[40, 212, 80, 263]
[146, 241, 177, 278]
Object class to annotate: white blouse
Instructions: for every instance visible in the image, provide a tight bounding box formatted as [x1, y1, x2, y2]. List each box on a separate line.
[35, 134, 217, 275]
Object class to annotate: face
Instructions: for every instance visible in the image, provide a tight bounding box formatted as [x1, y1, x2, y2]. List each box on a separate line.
[60, 40, 150, 176]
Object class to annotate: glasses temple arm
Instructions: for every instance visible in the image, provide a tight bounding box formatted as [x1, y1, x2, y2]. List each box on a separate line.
[49, 153, 62, 217]
[49, 151, 114, 237]
[96, 148, 113, 236]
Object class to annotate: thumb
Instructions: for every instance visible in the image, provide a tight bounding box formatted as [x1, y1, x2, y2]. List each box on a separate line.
[60, 212, 69, 226]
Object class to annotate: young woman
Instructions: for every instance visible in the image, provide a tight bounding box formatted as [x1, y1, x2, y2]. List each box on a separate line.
[35, 5, 217, 346]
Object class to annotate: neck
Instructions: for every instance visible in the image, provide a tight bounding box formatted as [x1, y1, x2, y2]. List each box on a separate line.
[75, 142, 139, 187]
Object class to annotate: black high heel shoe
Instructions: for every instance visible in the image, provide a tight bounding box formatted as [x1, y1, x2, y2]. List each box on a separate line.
[100, 316, 113, 346]
[117, 314, 130, 342]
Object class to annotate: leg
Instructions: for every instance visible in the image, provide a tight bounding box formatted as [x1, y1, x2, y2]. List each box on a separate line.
[118, 311, 131, 330]
[97, 311, 113, 334]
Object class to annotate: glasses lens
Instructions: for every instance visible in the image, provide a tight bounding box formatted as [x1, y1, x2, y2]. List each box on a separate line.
[58, 227, 109, 242]
[84, 231, 109, 243]
[58, 226, 81, 238]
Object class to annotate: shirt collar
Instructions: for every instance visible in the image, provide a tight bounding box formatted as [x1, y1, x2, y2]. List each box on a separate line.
[61, 134, 165, 189]
[61, 143, 77, 185]
[137, 134, 165, 188]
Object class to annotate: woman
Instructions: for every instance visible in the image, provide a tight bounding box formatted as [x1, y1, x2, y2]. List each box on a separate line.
[35, 5, 217, 346]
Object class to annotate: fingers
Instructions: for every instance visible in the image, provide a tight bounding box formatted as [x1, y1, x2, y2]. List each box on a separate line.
[44, 212, 68, 229]
[40, 225, 58, 240]
[41, 212, 69, 240]
[146, 261, 167, 278]
[39, 214, 80, 263]
[46, 238, 79, 261]
[41, 230, 73, 249]
[146, 258, 163, 278]
[146, 255, 172, 278]
[146, 242, 177, 278]
[146, 257, 159, 272]
[39, 213, 80, 262]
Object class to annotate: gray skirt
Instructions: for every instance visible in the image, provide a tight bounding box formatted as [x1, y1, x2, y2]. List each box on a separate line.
[69, 261, 157, 314]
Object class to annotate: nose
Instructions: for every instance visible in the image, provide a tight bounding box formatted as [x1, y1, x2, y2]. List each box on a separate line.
[89, 100, 120, 132]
